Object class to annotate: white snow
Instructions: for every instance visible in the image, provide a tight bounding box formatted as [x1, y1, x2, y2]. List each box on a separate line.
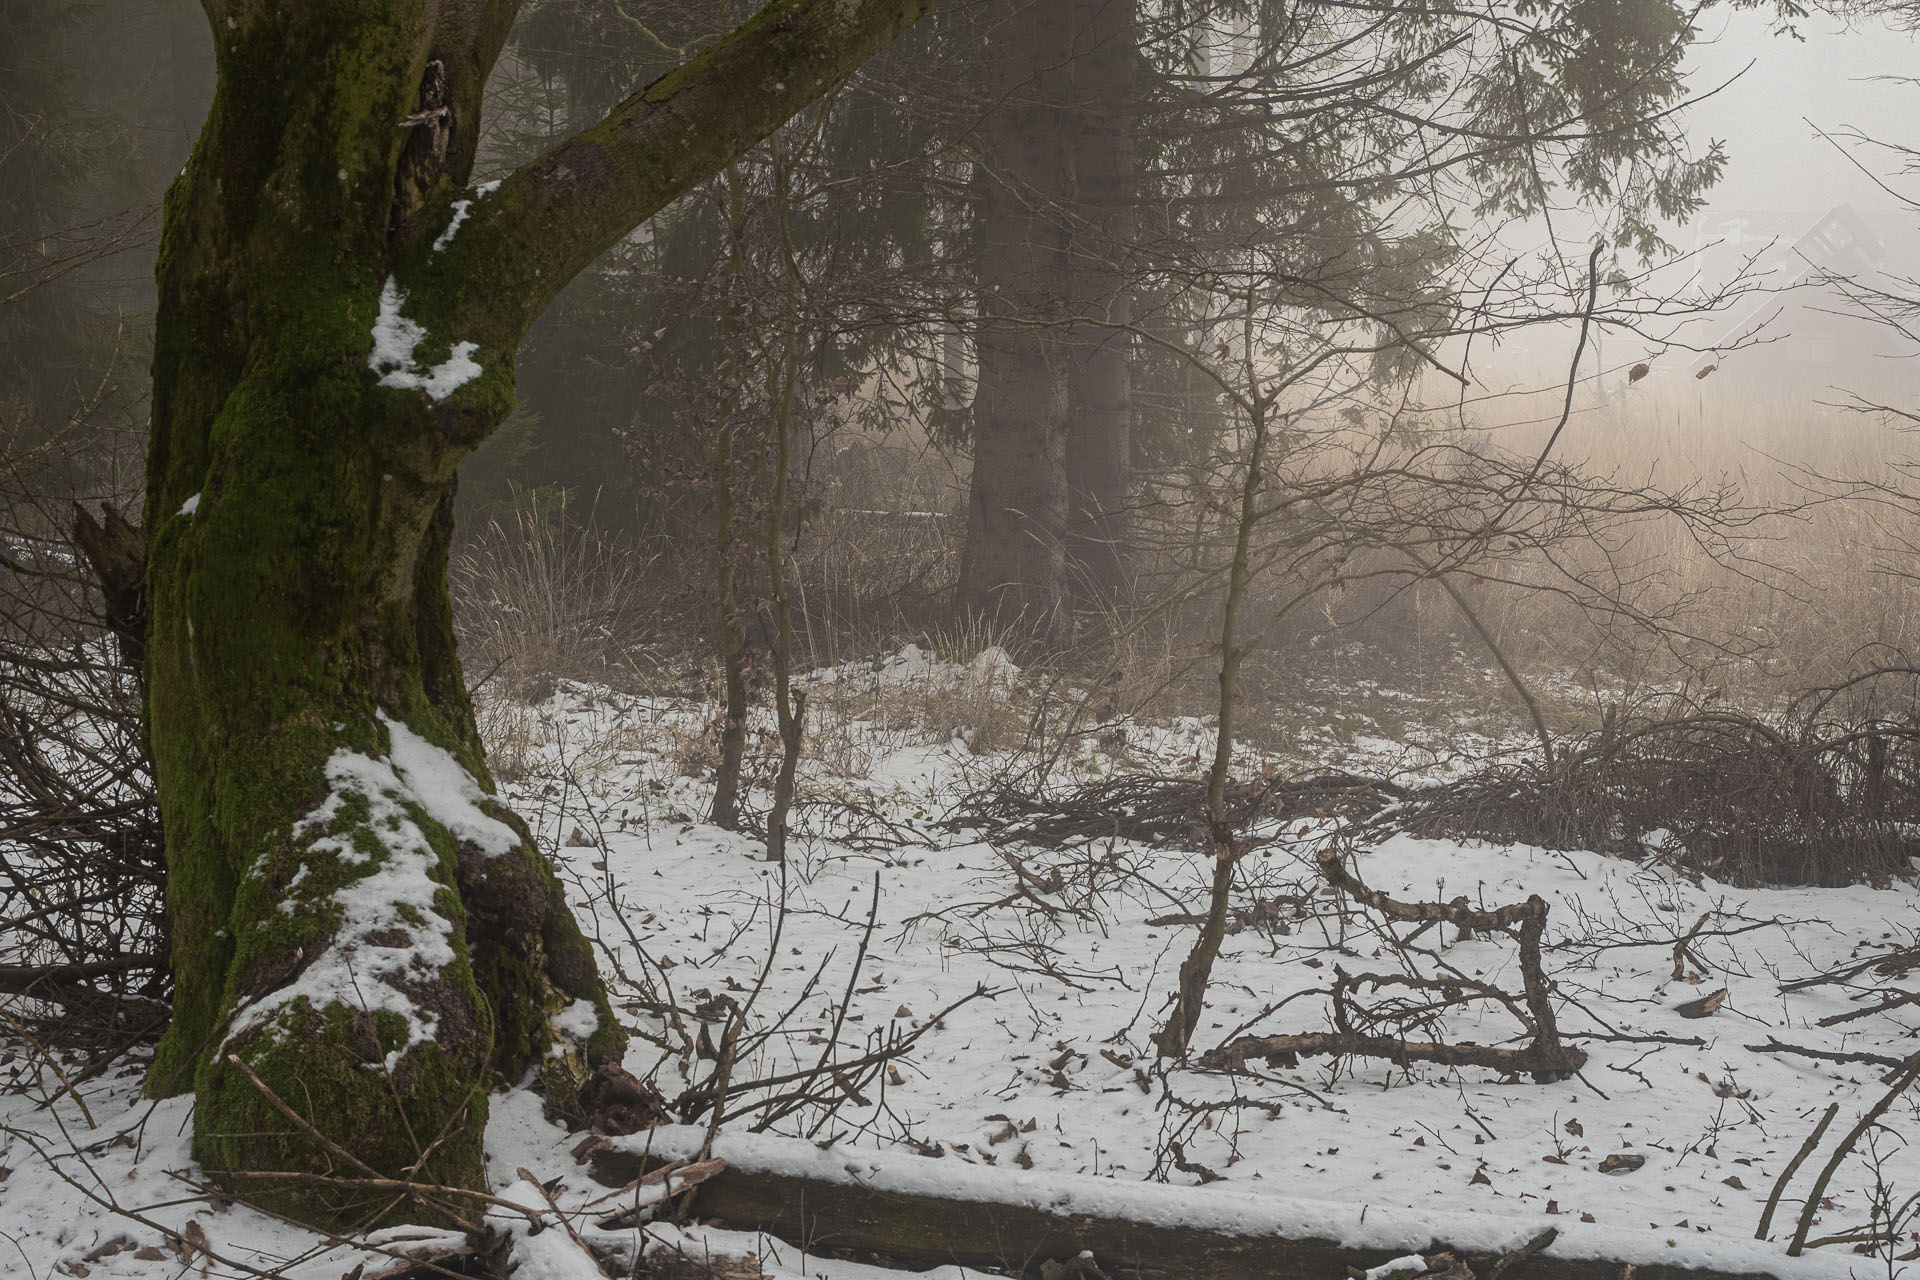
[431, 198, 473, 252]
[226, 738, 458, 1071]
[551, 996, 602, 1047]
[481, 670, 1920, 1280]
[6, 656, 1920, 1280]
[491, 1179, 610, 1280]
[382, 713, 521, 857]
[178, 492, 201, 517]
[476, 178, 502, 197]
[367, 276, 482, 401]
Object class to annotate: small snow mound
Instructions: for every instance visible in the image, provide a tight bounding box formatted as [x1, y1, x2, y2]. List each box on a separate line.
[550, 996, 601, 1048]
[967, 644, 1019, 688]
[490, 1179, 607, 1280]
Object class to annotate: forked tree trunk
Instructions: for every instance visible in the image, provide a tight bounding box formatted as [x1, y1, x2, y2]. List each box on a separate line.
[142, 0, 930, 1228]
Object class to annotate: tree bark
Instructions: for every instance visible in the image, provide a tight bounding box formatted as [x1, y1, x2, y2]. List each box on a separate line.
[958, 0, 1138, 639]
[1062, 0, 1137, 609]
[955, 0, 1072, 649]
[143, 0, 931, 1228]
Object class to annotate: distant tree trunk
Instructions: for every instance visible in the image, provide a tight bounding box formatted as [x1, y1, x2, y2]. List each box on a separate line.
[709, 422, 751, 831]
[141, 0, 931, 1229]
[959, 0, 1139, 637]
[1062, 0, 1137, 609]
[956, 0, 1072, 649]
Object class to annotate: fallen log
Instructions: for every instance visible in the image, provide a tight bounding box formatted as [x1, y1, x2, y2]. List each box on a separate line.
[588, 1124, 1851, 1280]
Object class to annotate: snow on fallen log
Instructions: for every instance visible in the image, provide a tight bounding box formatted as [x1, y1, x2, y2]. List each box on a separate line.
[589, 1124, 1865, 1280]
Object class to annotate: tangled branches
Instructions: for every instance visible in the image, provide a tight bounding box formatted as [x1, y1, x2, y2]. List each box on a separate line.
[950, 771, 1405, 852]
[1201, 838, 1586, 1084]
[1394, 700, 1920, 886]
[1, 505, 166, 1056]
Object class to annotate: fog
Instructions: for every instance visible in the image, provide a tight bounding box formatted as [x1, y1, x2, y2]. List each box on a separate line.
[1686, 8, 1913, 226]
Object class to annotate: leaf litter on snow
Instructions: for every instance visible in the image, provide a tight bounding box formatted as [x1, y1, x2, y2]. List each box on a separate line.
[505, 660, 1920, 1271]
[6, 653, 1920, 1279]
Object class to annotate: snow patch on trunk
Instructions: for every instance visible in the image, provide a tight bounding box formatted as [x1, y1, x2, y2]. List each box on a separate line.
[431, 199, 474, 252]
[228, 740, 460, 1071]
[550, 997, 602, 1052]
[383, 714, 520, 857]
[368, 277, 481, 401]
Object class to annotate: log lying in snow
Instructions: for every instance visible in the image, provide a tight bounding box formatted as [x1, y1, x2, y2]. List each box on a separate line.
[589, 1125, 1846, 1280]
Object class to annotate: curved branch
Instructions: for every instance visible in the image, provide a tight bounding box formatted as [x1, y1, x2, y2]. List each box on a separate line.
[453, 0, 933, 344]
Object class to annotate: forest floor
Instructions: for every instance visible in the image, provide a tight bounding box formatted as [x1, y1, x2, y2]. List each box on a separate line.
[3, 646, 1918, 1280]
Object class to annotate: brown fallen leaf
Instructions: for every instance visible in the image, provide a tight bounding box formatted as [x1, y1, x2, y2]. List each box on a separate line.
[1628, 362, 1651, 383]
[1673, 987, 1727, 1019]
[83, 1238, 135, 1264]
[1599, 1153, 1647, 1174]
[1723, 1175, 1748, 1190]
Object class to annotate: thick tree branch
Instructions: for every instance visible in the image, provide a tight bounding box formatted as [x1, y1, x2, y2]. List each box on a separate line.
[452, 0, 932, 344]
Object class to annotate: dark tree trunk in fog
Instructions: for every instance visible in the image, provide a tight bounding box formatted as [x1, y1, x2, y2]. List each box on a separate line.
[1062, 0, 1137, 608]
[959, 0, 1137, 638]
[956, 0, 1073, 646]
[142, 0, 928, 1228]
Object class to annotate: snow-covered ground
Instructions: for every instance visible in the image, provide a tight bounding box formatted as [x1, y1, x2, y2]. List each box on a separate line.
[4, 651, 1918, 1279]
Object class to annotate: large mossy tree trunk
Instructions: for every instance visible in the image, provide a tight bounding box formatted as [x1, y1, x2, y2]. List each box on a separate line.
[142, 0, 930, 1230]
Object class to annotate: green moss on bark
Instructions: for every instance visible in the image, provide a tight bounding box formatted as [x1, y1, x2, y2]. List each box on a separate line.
[142, 0, 927, 1231]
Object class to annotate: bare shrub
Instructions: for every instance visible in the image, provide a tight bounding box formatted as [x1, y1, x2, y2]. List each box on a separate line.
[1392, 693, 1920, 887]
[0, 507, 166, 1052]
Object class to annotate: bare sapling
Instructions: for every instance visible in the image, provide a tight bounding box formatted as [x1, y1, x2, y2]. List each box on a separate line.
[1156, 300, 1274, 1059]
